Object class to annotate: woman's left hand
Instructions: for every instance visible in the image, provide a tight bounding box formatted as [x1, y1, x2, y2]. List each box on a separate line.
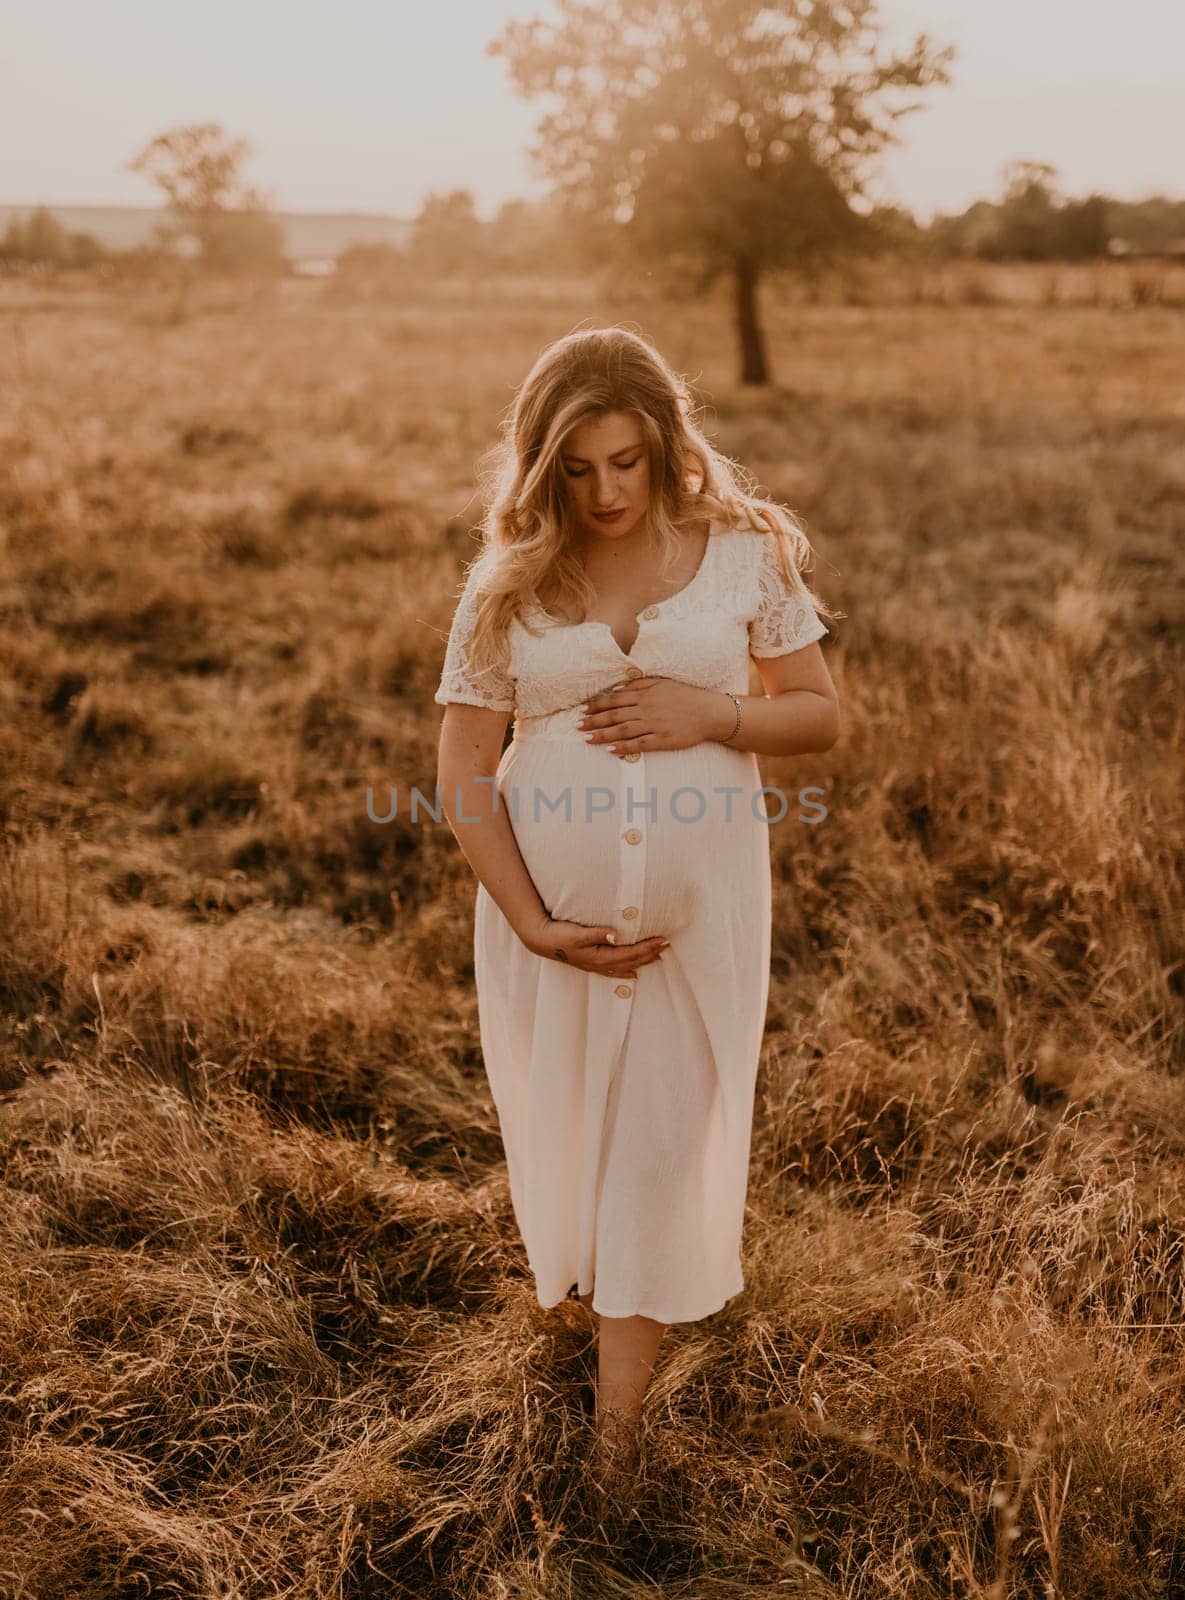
[577, 676, 733, 755]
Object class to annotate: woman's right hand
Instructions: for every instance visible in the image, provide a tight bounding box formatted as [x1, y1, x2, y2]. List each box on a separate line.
[517, 912, 669, 979]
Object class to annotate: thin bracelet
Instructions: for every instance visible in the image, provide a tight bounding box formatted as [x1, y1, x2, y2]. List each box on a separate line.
[720, 692, 743, 745]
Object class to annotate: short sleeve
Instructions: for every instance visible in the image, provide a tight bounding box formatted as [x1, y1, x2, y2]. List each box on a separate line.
[748, 535, 829, 658]
[432, 554, 516, 711]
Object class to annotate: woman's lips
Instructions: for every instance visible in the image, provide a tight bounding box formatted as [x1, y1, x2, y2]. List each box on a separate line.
[592, 508, 627, 521]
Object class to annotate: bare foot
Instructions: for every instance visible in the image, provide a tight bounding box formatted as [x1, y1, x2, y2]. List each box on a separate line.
[588, 1404, 642, 1522]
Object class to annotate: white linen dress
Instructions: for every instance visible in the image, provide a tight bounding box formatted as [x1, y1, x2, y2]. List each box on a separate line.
[433, 519, 828, 1322]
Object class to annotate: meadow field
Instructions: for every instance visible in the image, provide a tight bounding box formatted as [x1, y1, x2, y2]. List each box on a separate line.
[0, 256, 1182, 1596]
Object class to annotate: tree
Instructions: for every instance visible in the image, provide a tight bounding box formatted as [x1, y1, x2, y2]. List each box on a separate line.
[863, 202, 925, 254]
[1055, 193, 1108, 259]
[927, 176, 1115, 262]
[488, 0, 954, 384]
[0, 206, 104, 268]
[484, 194, 592, 272]
[1106, 194, 1185, 253]
[127, 121, 285, 274]
[406, 188, 488, 273]
[986, 162, 1109, 261]
[996, 160, 1060, 259]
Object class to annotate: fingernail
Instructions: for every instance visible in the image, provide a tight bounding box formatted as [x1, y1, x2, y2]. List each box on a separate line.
[606, 932, 617, 945]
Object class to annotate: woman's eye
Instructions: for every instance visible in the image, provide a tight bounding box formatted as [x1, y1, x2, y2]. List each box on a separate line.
[566, 459, 640, 478]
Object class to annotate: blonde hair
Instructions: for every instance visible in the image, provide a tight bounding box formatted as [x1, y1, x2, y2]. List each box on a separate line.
[458, 325, 834, 681]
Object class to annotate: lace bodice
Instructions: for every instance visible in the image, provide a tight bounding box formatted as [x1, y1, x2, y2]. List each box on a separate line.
[433, 522, 828, 721]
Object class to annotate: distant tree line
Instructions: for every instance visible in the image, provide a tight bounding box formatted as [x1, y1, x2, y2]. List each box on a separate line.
[3, 144, 1182, 280]
[922, 161, 1185, 261]
[0, 206, 105, 268]
[338, 188, 600, 278]
[349, 166, 1185, 284]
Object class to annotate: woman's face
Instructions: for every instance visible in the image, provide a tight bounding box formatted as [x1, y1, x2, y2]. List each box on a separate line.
[559, 410, 651, 543]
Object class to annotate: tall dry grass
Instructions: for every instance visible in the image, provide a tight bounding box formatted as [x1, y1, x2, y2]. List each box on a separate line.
[0, 257, 1182, 1596]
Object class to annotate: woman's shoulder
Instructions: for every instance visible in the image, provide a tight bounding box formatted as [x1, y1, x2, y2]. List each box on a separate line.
[705, 519, 813, 611]
[709, 517, 769, 565]
[713, 518, 801, 565]
[709, 512, 769, 542]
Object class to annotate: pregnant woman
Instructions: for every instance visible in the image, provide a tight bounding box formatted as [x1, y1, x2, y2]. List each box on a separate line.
[433, 326, 840, 1510]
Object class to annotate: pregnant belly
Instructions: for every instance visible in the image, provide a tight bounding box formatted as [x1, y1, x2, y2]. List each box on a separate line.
[496, 729, 770, 939]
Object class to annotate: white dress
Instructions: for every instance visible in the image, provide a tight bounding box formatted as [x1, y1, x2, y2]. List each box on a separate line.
[434, 519, 828, 1322]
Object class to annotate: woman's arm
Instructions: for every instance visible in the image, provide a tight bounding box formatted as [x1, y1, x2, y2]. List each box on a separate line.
[580, 643, 840, 760]
[706, 641, 841, 757]
[436, 702, 551, 947]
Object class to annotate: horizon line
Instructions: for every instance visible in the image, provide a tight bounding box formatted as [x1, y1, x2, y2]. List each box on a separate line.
[0, 199, 416, 222]
[1, 183, 1183, 225]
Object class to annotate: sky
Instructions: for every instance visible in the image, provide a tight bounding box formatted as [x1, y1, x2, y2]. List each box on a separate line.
[2, 0, 1181, 223]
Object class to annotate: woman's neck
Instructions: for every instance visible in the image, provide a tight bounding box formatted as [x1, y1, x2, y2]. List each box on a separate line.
[573, 519, 656, 568]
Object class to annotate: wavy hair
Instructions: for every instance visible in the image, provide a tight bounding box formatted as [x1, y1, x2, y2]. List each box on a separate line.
[457, 325, 835, 681]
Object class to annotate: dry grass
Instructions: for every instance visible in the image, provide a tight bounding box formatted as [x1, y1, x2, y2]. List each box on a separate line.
[0, 256, 1182, 1596]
